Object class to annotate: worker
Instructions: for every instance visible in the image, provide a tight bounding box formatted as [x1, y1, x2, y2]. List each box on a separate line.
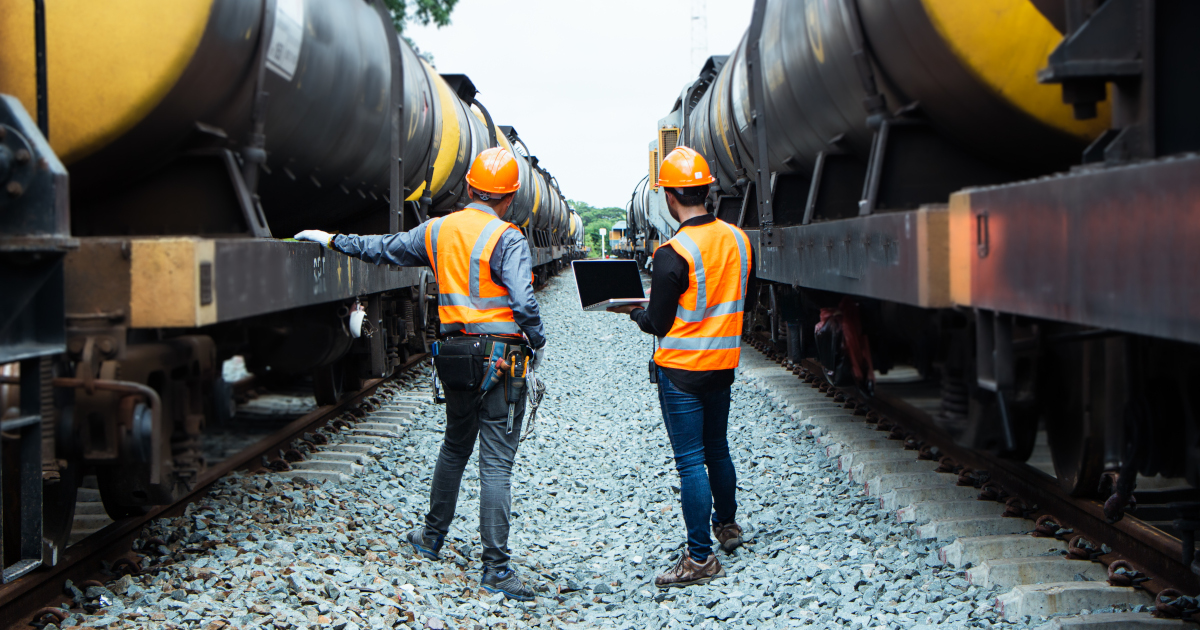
[608, 146, 754, 589]
[294, 147, 545, 602]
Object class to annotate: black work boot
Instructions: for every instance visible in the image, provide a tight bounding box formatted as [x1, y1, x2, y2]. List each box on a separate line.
[406, 527, 442, 560]
[481, 566, 535, 601]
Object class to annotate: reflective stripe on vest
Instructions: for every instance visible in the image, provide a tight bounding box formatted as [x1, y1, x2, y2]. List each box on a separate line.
[424, 205, 522, 336]
[654, 219, 751, 372]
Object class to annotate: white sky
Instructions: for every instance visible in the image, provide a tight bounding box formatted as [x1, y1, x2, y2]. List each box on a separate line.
[405, 0, 755, 209]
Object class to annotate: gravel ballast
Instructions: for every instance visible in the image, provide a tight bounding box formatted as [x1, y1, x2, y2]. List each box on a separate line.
[44, 273, 1150, 629]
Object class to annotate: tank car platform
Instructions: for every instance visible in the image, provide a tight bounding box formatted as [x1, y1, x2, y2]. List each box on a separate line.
[65, 238, 422, 328]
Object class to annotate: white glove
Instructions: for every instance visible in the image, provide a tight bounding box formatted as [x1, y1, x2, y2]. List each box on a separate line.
[530, 345, 546, 373]
[293, 229, 334, 248]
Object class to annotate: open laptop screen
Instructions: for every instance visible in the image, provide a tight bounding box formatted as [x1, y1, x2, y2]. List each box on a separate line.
[571, 260, 645, 308]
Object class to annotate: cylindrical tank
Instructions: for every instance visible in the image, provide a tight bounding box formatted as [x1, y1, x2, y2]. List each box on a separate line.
[685, 0, 1111, 192]
[504, 153, 539, 229]
[570, 210, 584, 247]
[496, 151, 567, 234]
[0, 0, 557, 237]
[549, 186, 568, 237]
[631, 175, 678, 243]
[625, 176, 649, 244]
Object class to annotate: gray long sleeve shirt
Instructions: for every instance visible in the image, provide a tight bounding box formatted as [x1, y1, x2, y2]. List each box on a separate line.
[331, 204, 546, 349]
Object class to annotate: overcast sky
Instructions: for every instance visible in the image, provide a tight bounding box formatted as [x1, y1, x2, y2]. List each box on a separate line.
[405, 0, 755, 210]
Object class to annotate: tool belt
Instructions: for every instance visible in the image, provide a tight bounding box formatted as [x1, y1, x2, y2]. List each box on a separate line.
[432, 336, 530, 393]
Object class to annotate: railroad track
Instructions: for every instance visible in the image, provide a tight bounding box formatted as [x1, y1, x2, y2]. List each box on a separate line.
[0, 352, 431, 628]
[743, 334, 1200, 626]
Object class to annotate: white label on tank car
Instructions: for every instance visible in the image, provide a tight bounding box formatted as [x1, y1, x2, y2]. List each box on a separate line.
[266, 0, 305, 81]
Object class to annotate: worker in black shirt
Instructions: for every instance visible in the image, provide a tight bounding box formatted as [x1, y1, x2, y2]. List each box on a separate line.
[609, 147, 755, 589]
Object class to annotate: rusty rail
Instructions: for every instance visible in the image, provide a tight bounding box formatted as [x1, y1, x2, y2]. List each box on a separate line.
[0, 352, 427, 627]
[868, 389, 1199, 597]
[746, 333, 1198, 600]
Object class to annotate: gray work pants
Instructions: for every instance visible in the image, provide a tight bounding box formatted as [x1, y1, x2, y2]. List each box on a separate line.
[422, 379, 525, 569]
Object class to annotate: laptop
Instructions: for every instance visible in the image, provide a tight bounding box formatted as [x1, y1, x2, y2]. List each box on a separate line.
[572, 259, 650, 311]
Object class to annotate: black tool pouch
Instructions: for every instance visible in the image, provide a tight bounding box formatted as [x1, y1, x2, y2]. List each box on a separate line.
[433, 339, 485, 392]
[506, 357, 528, 405]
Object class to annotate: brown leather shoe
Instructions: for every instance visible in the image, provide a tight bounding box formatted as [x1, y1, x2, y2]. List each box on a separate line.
[712, 521, 743, 552]
[654, 553, 725, 589]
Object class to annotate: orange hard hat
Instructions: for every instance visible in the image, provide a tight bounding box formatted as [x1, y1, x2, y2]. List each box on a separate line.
[657, 146, 716, 188]
[466, 147, 521, 194]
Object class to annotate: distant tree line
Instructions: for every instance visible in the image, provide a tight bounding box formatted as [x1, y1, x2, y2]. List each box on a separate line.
[569, 199, 625, 257]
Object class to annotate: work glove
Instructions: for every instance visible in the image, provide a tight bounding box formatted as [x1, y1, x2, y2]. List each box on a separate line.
[293, 230, 335, 248]
[530, 345, 546, 374]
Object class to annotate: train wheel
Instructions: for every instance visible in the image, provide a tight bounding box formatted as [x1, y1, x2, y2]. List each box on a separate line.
[406, 270, 438, 356]
[41, 458, 79, 561]
[313, 360, 346, 406]
[44, 364, 82, 560]
[95, 469, 152, 519]
[1040, 336, 1122, 497]
[1046, 414, 1106, 497]
[967, 391, 1039, 462]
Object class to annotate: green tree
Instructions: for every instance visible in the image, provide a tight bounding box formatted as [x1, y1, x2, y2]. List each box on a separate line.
[568, 199, 624, 258]
[382, 0, 459, 32]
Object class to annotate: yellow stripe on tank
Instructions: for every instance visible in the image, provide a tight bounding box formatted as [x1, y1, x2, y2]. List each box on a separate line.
[921, 0, 1110, 140]
[406, 63, 462, 201]
[528, 175, 542, 229]
[0, 0, 214, 164]
[429, 72, 463, 195]
[468, 105, 515, 155]
[496, 128, 513, 154]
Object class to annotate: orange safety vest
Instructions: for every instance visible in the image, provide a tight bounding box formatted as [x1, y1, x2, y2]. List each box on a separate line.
[424, 204, 522, 336]
[654, 219, 752, 371]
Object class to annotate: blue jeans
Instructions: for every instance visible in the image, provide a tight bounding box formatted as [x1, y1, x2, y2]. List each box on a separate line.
[656, 367, 738, 562]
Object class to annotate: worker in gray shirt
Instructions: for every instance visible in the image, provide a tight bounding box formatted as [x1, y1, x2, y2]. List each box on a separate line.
[294, 147, 545, 601]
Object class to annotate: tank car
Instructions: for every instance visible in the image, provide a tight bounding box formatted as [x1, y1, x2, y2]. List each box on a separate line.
[0, 0, 581, 571]
[625, 169, 678, 270]
[638, 0, 1200, 549]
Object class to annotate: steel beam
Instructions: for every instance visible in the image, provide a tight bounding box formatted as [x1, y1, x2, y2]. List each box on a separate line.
[950, 155, 1200, 343]
[756, 206, 951, 308]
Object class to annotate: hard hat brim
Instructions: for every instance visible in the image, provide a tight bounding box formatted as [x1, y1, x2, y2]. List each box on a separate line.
[656, 174, 716, 188]
[466, 173, 521, 194]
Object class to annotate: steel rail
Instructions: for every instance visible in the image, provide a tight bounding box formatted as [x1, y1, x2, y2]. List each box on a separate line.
[745, 335, 1198, 601]
[866, 390, 1199, 597]
[0, 352, 427, 627]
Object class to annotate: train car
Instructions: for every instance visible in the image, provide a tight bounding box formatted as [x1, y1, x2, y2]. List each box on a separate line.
[569, 209, 585, 253]
[637, 0, 1200, 536]
[0, 0, 581, 573]
[625, 169, 675, 270]
[608, 220, 631, 259]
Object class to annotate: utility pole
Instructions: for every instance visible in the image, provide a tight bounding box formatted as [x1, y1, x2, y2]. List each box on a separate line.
[599, 228, 607, 259]
[691, 0, 707, 72]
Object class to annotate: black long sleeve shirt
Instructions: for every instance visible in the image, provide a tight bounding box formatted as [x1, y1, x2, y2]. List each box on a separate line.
[629, 214, 756, 395]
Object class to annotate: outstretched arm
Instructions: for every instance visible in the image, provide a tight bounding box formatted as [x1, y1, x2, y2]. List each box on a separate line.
[294, 222, 433, 267]
[332, 223, 433, 267]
